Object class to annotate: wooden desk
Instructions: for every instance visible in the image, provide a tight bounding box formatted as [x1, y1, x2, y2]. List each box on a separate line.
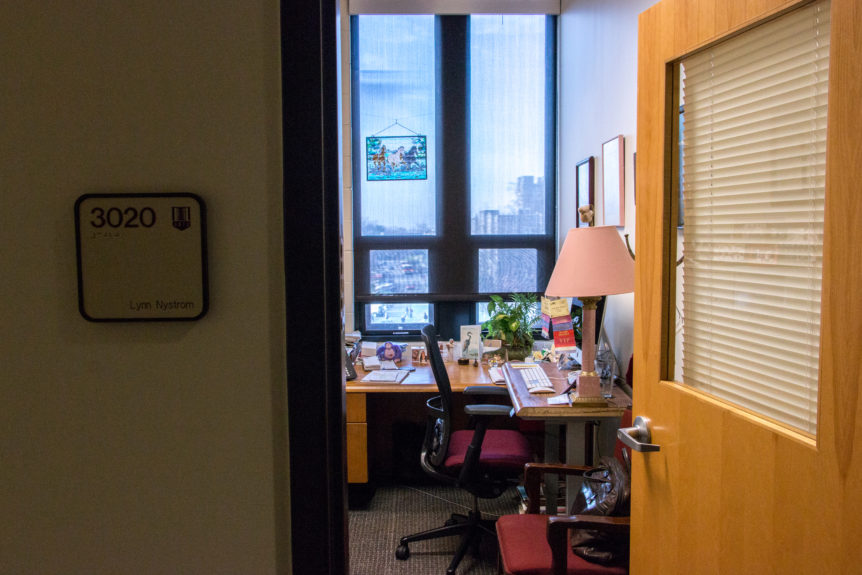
[503, 361, 630, 423]
[345, 361, 497, 488]
[503, 361, 632, 511]
[346, 361, 494, 394]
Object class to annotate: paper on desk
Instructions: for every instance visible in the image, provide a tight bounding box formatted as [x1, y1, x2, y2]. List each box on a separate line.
[547, 394, 571, 406]
[360, 369, 408, 383]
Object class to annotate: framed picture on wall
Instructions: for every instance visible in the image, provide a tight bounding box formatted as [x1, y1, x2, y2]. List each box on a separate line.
[576, 156, 595, 228]
[602, 135, 625, 227]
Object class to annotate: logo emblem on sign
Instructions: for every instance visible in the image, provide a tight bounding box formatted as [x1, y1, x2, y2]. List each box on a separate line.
[172, 207, 191, 231]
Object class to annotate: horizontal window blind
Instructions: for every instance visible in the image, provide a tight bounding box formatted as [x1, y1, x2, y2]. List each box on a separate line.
[679, 0, 830, 435]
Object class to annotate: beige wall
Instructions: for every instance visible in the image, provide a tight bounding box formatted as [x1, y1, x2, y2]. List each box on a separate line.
[559, 0, 658, 378]
[0, 2, 289, 573]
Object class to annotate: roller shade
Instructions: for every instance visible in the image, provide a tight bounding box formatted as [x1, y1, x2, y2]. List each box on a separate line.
[349, 0, 560, 15]
[679, 0, 830, 435]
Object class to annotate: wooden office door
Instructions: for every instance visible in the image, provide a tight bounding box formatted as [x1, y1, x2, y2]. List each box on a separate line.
[632, 0, 862, 573]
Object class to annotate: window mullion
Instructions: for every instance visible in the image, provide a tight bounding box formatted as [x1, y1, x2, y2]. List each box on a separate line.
[435, 16, 472, 298]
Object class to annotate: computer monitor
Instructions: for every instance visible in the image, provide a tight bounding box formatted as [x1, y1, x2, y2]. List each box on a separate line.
[362, 302, 433, 337]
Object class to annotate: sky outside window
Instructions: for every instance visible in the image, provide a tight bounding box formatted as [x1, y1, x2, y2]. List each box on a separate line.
[470, 15, 547, 236]
[357, 15, 435, 236]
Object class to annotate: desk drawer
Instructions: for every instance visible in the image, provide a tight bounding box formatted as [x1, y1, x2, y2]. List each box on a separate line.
[346, 422, 368, 483]
[346, 393, 366, 422]
[346, 393, 368, 484]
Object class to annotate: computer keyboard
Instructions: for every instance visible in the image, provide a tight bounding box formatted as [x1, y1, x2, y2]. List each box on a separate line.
[516, 364, 555, 394]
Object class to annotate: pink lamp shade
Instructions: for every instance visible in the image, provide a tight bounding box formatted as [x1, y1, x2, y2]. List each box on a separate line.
[545, 226, 634, 298]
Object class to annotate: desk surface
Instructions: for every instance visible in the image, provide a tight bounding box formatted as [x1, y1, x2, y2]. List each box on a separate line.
[346, 361, 497, 394]
[504, 361, 631, 419]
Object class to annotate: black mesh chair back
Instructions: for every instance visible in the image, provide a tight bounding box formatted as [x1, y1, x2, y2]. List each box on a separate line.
[420, 324, 453, 470]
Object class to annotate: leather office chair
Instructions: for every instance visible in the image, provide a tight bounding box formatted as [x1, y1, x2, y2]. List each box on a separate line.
[495, 410, 633, 575]
[395, 324, 533, 575]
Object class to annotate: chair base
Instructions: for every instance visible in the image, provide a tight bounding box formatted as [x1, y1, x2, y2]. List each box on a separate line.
[396, 504, 497, 575]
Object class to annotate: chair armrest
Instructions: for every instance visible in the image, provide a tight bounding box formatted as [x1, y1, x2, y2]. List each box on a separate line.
[547, 514, 630, 531]
[463, 404, 513, 417]
[546, 516, 630, 575]
[463, 385, 510, 397]
[523, 462, 591, 514]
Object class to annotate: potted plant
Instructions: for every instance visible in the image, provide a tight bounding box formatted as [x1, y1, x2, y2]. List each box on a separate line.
[482, 293, 541, 361]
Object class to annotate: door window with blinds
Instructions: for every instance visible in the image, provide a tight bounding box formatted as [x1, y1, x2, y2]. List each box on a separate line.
[672, 0, 830, 435]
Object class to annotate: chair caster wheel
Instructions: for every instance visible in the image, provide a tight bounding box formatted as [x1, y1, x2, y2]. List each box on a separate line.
[395, 544, 410, 560]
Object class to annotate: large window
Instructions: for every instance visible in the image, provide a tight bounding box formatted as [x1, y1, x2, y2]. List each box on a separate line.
[351, 14, 556, 336]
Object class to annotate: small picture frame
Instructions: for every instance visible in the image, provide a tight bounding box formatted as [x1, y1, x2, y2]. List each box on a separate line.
[366, 135, 428, 181]
[576, 156, 595, 228]
[459, 325, 482, 361]
[602, 135, 625, 227]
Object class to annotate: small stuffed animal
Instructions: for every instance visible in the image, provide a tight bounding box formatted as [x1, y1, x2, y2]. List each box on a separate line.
[376, 341, 403, 362]
[578, 204, 594, 225]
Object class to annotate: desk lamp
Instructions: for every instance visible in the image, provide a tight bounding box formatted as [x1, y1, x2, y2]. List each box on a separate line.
[545, 226, 634, 398]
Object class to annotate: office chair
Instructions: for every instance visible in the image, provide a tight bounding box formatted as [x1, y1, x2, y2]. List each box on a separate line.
[395, 324, 533, 575]
[495, 410, 633, 575]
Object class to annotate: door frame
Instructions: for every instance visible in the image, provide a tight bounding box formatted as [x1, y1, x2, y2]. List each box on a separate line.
[281, 0, 348, 574]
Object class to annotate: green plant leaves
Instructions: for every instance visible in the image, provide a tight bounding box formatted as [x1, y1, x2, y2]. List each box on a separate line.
[481, 293, 539, 350]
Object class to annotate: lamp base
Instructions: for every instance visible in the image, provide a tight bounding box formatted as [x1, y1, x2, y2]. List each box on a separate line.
[574, 371, 604, 401]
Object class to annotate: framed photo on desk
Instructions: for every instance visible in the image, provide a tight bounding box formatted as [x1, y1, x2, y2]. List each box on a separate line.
[459, 325, 481, 361]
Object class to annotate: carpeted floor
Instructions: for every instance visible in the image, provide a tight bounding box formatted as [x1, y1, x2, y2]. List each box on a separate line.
[348, 484, 521, 575]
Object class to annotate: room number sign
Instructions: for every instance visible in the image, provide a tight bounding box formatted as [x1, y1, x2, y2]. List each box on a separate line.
[75, 193, 209, 321]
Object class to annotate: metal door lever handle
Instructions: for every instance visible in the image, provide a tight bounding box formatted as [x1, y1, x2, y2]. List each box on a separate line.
[617, 415, 661, 452]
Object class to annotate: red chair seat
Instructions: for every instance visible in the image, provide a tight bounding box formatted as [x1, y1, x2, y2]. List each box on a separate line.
[444, 429, 532, 473]
[497, 514, 627, 575]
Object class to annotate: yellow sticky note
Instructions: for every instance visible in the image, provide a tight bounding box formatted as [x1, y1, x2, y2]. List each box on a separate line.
[547, 298, 570, 318]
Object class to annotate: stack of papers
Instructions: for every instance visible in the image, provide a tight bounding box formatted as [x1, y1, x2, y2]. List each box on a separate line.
[345, 331, 362, 344]
[362, 356, 381, 370]
[361, 356, 399, 371]
[360, 370, 409, 383]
